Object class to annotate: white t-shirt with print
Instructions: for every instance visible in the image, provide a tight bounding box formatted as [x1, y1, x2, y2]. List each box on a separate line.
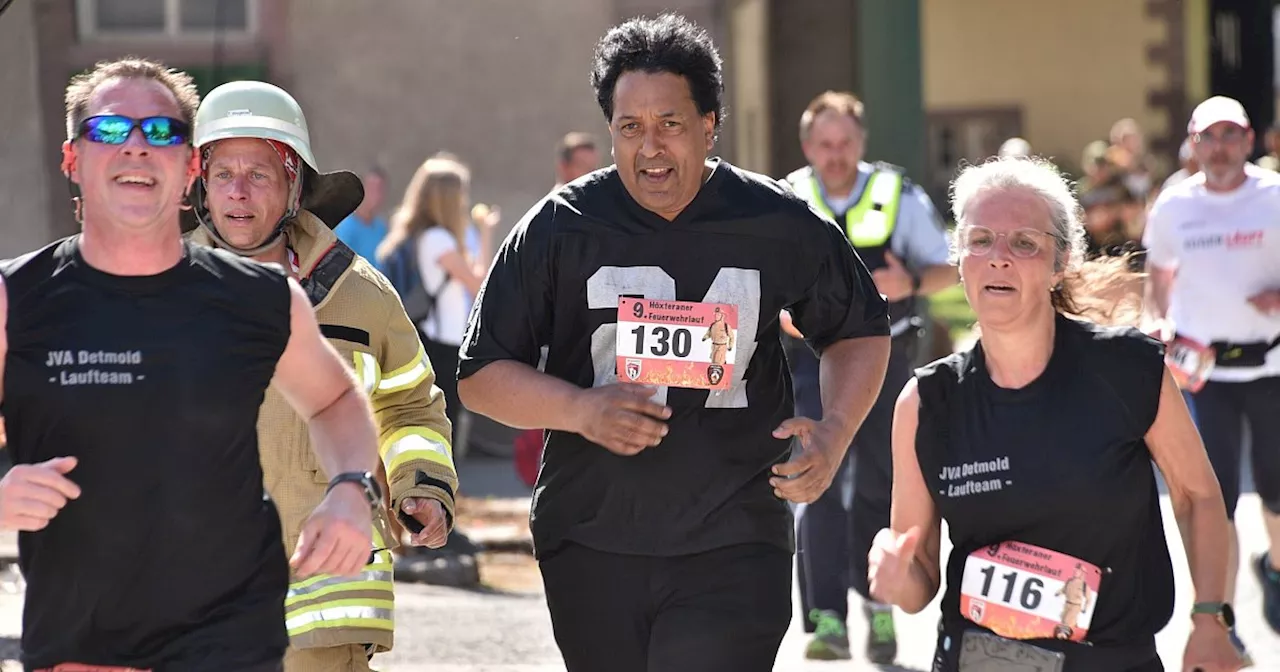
[1143, 164, 1280, 382]
[416, 227, 471, 346]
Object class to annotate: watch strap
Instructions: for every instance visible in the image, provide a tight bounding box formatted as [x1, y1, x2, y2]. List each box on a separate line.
[1190, 601, 1234, 628]
[327, 471, 381, 508]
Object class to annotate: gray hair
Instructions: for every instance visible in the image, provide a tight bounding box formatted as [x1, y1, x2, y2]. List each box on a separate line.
[947, 155, 1087, 275]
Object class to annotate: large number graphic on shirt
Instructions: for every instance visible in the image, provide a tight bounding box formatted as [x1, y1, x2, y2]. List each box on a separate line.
[587, 266, 760, 408]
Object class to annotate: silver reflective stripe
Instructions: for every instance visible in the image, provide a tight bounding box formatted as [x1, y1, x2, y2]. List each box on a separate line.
[286, 606, 393, 631]
[357, 352, 379, 394]
[384, 432, 453, 471]
[377, 356, 427, 392]
[890, 318, 915, 338]
[287, 570, 393, 601]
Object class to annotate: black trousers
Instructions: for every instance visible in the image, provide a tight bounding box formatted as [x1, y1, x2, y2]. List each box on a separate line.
[539, 542, 792, 672]
[1191, 375, 1280, 519]
[797, 338, 914, 629]
[421, 335, 462, 428]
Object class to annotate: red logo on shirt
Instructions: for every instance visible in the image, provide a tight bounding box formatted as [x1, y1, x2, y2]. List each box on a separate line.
[1227, 230, 1264, 248]
[1184, 229, 1265, 250]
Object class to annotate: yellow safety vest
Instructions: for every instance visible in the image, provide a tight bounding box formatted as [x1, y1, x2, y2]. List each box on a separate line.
[790, 168, 904, 249]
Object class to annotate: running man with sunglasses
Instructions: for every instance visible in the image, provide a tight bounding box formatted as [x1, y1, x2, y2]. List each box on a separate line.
[186, 80, 458, 672]
[0, 57, 381, 672]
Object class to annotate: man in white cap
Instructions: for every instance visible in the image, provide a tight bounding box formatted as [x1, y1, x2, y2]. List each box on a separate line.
[1144, 95, 1280, 661]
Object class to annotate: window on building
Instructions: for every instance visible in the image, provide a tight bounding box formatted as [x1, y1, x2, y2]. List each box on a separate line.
[924, 108, 1023, 216]
[78, 0, 255, 38]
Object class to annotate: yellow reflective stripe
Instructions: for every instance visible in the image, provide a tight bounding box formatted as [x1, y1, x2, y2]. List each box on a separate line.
[804, 176, 837, 221]
[794, 171, 901, 247]
[845, 171, 901, 247]
[289, 616, 393, 637]
[288, 563, 393, 595]
[351, 351, 380, 395]
[286, 600, 394, 636]
[377, 344, 431, 395]
[285, 572, 395, 605]
[285, 580, 395, 609]
[382, 426, 455, 475]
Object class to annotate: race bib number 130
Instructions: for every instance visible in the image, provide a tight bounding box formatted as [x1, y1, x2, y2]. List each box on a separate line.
[959, 541, 1104, 643]
[616, 298, 738, 390]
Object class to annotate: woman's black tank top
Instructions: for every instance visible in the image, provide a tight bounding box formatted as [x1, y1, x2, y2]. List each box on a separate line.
[915, 313, 1174, 671]
[1, 236, 292, 670]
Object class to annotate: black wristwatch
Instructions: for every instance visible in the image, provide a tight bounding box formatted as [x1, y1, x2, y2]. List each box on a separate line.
[1191, 602, 1235, 629]
[326, 471, 382, 509]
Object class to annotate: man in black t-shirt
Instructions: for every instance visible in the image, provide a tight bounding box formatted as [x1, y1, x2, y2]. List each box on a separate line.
[0, 57, 384, 672]
[457, 14, 890, 671]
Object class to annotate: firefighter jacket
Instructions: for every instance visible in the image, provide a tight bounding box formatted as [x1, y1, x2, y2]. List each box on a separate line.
[188, 210, 457, 653]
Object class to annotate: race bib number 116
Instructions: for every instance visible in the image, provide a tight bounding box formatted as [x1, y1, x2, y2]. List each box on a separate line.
[959, 541, 1104, 643]
[616, 298, 738, 390]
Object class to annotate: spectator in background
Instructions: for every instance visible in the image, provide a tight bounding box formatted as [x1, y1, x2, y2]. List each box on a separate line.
[513, 133, 603, 489]
[1109, 117, 1157, 202]
[998, 136, 1032, 159]
[1160, 137, 1200, 192]
[554, 131, 600, 187]
[1256, 121, 1280, 172]
[429, 150, 499, 304]
[1077, 140, 1142, 260]
[335, 166, 390, 271]
[377, 156, 494, 433]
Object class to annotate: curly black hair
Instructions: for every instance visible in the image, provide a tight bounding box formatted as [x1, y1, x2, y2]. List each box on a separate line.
[589, 13, 725, 133]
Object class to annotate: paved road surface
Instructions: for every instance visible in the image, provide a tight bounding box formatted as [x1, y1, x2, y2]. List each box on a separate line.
[0, 460, 1273, 670]
[355, 492, 1278, 671]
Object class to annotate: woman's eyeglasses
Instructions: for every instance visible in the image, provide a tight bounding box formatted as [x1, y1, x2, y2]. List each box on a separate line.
[959, 225, 1058, 259]
[76, 114, 191, 147]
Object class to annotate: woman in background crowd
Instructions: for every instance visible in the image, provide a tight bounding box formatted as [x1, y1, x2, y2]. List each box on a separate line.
[378, 155, 494, 430]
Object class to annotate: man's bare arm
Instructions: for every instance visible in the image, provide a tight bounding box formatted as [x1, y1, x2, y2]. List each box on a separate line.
[459, 361, 671, 456]
[917, 263, 959, 296]
[1144, 259, 1176, 322]
[818, 336, 890, 450]
[272, 278, 378, 479]
[458, 361, 587, 432]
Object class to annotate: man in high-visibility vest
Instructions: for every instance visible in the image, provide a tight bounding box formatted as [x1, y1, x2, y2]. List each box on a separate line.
[185, 81, 458, 672]
[784, 90, 957, 665]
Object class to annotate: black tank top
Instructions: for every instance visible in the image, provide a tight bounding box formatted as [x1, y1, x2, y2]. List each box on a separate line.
[915, 313, 1174, 671]
[1, 237, 292, 669]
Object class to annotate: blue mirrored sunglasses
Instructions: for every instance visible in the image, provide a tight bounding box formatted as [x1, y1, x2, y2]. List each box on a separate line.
[77, 114, 190, 147]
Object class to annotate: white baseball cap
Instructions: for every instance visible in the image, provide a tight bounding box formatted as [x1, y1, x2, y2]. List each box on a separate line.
[1188, 96, 1250, 134]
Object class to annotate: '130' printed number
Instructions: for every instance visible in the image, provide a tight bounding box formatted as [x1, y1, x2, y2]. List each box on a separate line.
[587, 266, 760, 407]
[629, 325, 694, 358]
